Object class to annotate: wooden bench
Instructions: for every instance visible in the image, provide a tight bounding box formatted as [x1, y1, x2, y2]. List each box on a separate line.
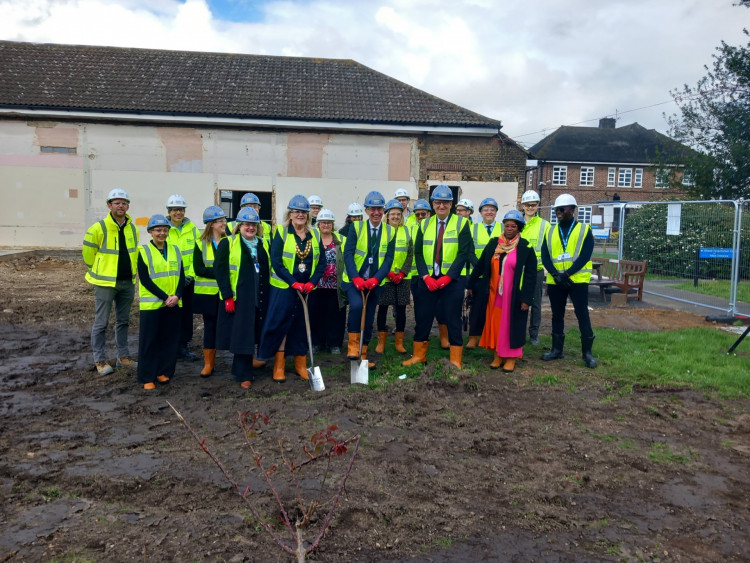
[589, 259, 648, 301]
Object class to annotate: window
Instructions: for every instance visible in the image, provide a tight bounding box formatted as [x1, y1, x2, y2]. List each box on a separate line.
[527, 169, 533, 188]
[580, 166, 595, 186]
[549, 206, 593, 225]
[40, 146, 77, 154]
[607, 167, 616, 187]
[634, 168, 643, 188]
[682, 170, 695, 186]
[617, 168, 632, 188]
[655, 168, 670, 188]
[552, 166, 567, 186]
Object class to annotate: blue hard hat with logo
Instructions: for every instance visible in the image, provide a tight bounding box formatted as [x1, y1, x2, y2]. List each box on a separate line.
[287, 195, 310, 212]
[430, 184, 453, 201]
[502, 209, 526, 226]
[147, 214, 170, 231]
[240, 192, 261, 207]
[202, 205, 226, 223]
[413, 199, 431, 212]
[384, 199, 403, 213]
[236, 207, 260, 223]
[479, 197, 499, 211]
[364, 191, 386, 208]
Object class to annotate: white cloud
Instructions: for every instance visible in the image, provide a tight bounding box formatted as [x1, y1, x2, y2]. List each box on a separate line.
[1, 0, 748, 147]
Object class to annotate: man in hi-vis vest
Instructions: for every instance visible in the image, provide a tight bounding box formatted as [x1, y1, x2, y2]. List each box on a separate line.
[519, 190, 550, 346]
[540, 194, 597, 368]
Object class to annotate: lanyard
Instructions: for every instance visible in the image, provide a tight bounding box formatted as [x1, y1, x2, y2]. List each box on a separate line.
[560, 221, 576, 251]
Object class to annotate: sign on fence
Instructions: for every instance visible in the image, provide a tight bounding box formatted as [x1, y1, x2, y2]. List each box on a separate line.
[699, 248, 733, 259]
[592, 228, 610, 240]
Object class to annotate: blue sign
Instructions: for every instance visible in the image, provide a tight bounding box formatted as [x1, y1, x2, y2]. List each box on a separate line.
[592, 228, 610, 240]
[699, 248, 733, 259]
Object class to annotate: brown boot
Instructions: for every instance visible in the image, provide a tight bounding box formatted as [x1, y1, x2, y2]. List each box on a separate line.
[347, 332, 361, 360]
[252, 358, 266, 369]
[502, 358, 516, 373]
[294, 356, 309, 380]
[375, 331, 388, 354]
[466, 335, 479, 349]
[402, 341, 429, 366]
[273, 351, 286, 382]
[361, 345, 376, 369]
[490, 355, 503, 369]
[200, 349, 215, 377]
[449, 346, 463, 369]
[394, 332, 407, 354]
[438, 324, 449, 349]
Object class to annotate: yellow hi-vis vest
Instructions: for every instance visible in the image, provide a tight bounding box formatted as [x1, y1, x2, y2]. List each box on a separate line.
[420, 214, 468, 276]
[194, 239, 220, 296]
[224, 235, 270, 300]
[407, 220, 426, 279]
[82, 214, 139, 287]
[138, 243, 183, 310]
[167, 219, 199, 278]
[390, 225, 411, 274]
[521, 215, 551, 272]
[269, 226, 321, 289]
[546, 222, 593, 284]
[342, 221, 395, 286]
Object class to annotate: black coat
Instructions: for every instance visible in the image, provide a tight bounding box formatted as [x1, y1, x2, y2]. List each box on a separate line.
[468, 237, 537, 349]
[214, 237, 270, 355]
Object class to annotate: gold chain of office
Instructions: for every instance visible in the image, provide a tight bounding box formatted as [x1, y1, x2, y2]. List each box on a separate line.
[296, 239, 312, 261]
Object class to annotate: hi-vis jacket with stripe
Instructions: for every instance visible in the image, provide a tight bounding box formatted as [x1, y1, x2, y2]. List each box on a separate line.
[342, 220, 396, 286]
[137, 243, 183, 310]
[224, 235, 270, 300]
[545, 221, 593, 284]
[416, 214, 471, 278]
[520, 215, 551, 272]
[194, 239, 219, 296]
[269, 225, 322, 289]
[82, 213, 139, 287]
[167, 219, 199, 278]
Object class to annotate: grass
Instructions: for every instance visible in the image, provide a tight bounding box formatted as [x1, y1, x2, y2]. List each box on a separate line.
[648, 442, 695, 464]
[666, 279, 750, 303]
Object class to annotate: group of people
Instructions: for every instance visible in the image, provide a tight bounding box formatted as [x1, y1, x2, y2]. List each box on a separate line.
[83, 185, 597, 391]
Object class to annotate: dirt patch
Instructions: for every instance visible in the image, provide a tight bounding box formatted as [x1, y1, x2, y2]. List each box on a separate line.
[1, 255, 749, 562]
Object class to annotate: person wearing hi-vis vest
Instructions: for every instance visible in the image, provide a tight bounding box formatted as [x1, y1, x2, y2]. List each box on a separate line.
[402, 184, 472, 369]
[192, 206, 228, 377]
[258, 195, 325, 382]
[374, 199, 413, 355]
[214, 207, 271, 389]
[343, 190, 396, 369]
[136, 215, 184, 390]
[165, 194, 200, 362]
[227, 192, 272, 238]
[82, 188, 139, 376]
[540, 193, 597, 368]
[519, 189, 550, 346]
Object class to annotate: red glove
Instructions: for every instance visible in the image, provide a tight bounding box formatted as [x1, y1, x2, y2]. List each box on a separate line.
[364, 277, 379, 290]
[423, 276, 439, 292]
[303, 282, 315, 294]
[387, 272, 397, 282]
[394, 272, 405, 284]
[352, 277, 366, 291]
[436, 275, 452, 289]
[224, 297, 235, 314]
[291, 282, 305, 292]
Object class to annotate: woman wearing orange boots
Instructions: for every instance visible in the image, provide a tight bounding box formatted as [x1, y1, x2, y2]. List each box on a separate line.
[468, 210, 536, 372]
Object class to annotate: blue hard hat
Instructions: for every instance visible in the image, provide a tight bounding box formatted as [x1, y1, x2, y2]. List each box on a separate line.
[430, 184, 453, 201]
[413, 199, 431, 212]
[147, 214, 170, 231]
[287, 195, 310, 212]
[479, 197, 499, 211]
[236, 207, 260, 223]
[240, 192, 261, 207]
[384, 199, 403, 213]
[502, 209, 526, 226]
[364, 191, 386, 208]
[202, 205, 226, 223]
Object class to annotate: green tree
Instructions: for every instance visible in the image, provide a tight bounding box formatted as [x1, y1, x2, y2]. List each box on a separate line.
[666, 29, 750, 199]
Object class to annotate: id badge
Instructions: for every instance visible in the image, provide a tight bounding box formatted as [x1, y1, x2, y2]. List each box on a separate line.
[557, 252, 571, 260]
[433, 262, 440, 276]
[368, 257, 374, 264]
[255, 262, 260, 273]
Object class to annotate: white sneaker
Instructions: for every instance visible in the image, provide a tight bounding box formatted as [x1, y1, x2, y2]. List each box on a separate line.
[95, 361, 114, 376]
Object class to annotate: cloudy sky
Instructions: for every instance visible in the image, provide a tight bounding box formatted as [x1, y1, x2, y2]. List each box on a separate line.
[1, 0, 748, 147]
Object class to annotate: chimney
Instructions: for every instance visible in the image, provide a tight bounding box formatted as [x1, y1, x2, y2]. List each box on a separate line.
[599, 117, 616, 129]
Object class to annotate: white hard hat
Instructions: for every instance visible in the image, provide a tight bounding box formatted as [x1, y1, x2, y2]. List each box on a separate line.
[521, 190, 541, 204]
[166, 194, 187, 208]
[316, 208, 335, 222]
[107, 188, 130, 203]
[457, 198, 474, 211]
[394, 188, 410, 198]
[554, 194, 577, 208]
[308, 195, 323, 206]
[347, 202, 364, 216]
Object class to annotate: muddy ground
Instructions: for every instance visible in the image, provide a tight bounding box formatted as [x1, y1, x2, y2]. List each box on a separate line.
[1, 254, 749, 562]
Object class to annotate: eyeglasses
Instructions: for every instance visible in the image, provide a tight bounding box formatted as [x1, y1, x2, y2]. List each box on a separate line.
[433, 201, 451, 206]
[396, 198, 409, 203]
[523, 203, 539, 207]
[415, 212, 429, 218]
[291, 210, 308, 215]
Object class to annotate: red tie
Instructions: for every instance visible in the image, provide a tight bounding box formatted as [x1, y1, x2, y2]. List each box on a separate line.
[434, 220, 445, 270]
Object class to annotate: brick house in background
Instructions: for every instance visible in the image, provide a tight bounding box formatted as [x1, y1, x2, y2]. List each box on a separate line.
[527, 118, 692, 227]
[0, 41, 528, 248]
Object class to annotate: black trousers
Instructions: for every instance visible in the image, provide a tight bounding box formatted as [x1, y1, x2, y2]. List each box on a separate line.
[179, 282, 194, 346]
[468, 286, 488, 337]
[547, 282, 593, 339]
[137, 306, 180, 384]
[377, 304, 406, 332]
[346, 284, 383, 343]
[413, 276, 465, 345]
[202, 311, 217, 349]
[232, 354, 254, 383]
[309, 287, 346, 348]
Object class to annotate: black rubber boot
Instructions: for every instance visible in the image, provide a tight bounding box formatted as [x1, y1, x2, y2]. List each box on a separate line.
[581, 336, 597, 368]
[541, 333, 565, 361]
[178, 344, 198, 362]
